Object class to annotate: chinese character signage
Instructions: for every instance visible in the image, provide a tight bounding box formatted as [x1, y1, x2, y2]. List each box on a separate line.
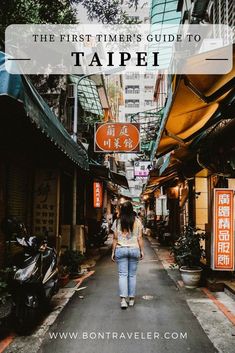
[95, 123, 140, 152]
[212, 189, 235, 271]
[134, 161, 150, 177]
[93, 182, 103, 208]
[33, 169, 59, 238]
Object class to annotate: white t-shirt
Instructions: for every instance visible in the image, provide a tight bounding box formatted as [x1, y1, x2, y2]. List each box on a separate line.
[112, 218, 142, 248]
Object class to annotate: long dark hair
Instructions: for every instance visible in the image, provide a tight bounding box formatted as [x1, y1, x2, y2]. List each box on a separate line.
[119, 201, 135, 232]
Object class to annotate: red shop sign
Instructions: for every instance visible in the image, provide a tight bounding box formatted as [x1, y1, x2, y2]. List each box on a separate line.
[93, 182, 103, 208]
[212, 188, 235, 271]
[94, 123, 140, 152]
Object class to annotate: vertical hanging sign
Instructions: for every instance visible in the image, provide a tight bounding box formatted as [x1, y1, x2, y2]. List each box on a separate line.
[212, 189, 235, 271]
[93, 182, 103, 208]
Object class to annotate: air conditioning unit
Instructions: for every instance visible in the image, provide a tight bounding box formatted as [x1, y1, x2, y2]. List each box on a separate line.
[67, 83, 76, 98]
[199, 38, 224, 54]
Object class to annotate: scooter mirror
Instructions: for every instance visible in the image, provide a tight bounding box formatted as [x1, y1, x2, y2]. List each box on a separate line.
[1, 217, 28, 240]
[17, 222, 28, 239]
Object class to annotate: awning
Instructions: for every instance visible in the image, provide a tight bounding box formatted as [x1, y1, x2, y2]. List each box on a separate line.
[69, 75, 103, 116]
[89, 163, 110, 181]
[142, 172, 177, 196]
[110, 171, 129, 189]
[142, 185, 158, 196]
[0, 52, 89, 170]
[118, 193, 132, 201]
[197, 118, 235, 177]
[155, 50, 235, 158]
[159, 153, 171, 175]
[89, 162, 129, 189]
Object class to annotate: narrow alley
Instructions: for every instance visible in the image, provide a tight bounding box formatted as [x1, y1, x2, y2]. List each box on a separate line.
[35, 239, 218, 353]
[1, 2, 235, 353]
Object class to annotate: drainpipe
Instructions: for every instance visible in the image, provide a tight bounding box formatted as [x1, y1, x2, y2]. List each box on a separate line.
[70, 75, 94, 250]
[71, 83, 78, 250]
[71, 168, 77, 250]
[70, 72, 111, 249]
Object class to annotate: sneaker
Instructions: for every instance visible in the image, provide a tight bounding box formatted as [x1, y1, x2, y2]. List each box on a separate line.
[120, 297, 128, 309]
[129, 297, 135, 307]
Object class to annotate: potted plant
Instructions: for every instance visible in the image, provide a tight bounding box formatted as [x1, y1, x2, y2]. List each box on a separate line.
[0, 269, 13, 336]
[58, 265, 70, 287]
[171, 226, 206, 288]
[60, 250, 85, 278]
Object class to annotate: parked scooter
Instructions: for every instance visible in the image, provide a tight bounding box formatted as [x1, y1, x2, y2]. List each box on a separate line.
[99, 218, 109, 244]
[146, 219, 157, 237]
[87, 218, 109, 248]
[1, 217, 59, 334]
[157, 219, 171, 245]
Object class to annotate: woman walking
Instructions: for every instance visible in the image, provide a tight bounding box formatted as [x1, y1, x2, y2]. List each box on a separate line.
[111, 201, 144, 309]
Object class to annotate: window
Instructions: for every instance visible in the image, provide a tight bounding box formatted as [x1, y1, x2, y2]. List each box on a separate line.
[144, 86, 154, 93]
[125, 99, 140, 108]
[144, 100, 153, 107]
[151, 0, 181, 25]
[134, 184, 142, 190]
[127, 170, 134, 179]
[125, 72, 140, 80]
[125, 85, 140, 94]
[144, 73, 154, 79]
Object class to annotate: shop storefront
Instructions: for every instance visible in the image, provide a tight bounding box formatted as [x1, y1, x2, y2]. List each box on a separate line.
[0, 51, 89, 265]
[143, 49, 235, 271]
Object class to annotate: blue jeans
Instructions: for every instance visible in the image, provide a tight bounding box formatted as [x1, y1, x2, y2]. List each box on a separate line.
[115, 247, 140, 298]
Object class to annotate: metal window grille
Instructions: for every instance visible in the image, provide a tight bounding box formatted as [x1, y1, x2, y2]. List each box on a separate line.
[212, 0, 235, 26]
[211, 0, 235, 42]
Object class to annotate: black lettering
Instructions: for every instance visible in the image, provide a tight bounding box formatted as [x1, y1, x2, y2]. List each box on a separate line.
[71, 52, 84, 66]
[153, 52, 160, 66]
[107, 52, 114, 66]
[89, 52, 102, 66]
[137, 52, 147, 66]
[120, 52, 131, 66]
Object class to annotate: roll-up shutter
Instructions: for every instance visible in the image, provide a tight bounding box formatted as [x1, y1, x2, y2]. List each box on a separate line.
[7, 165, 32, 223]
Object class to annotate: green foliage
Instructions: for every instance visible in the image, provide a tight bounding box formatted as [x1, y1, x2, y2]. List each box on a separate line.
[0, 0, 141, 45]
[171, 226, 206, 268]
[0, 0, 140, 26]
[0, 0, 79, 47]
[60, 250, 85, 274]
[0, 0, 78, 25]
[79, 0, 140, 24]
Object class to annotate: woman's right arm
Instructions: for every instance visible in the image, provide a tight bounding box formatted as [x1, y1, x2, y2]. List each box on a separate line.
[111, 231, 118, 262]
